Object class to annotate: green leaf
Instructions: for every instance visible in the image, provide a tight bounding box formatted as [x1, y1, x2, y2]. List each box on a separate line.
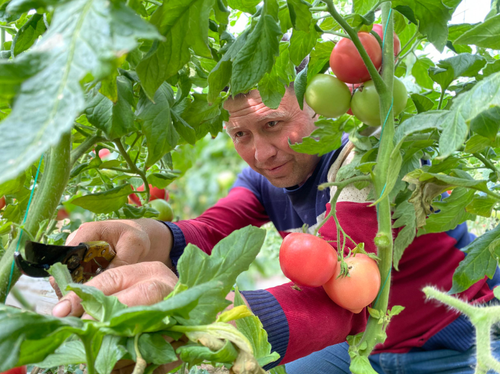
[12, 13, 46, 57]
[450, 224, 500, 294]
[67, 284, 127, 322]
[483, 59, 500, 77]
[148, 172, 179, 189]
[258, 42, 295, 109]
[294, 64, 307, 110]
[136, 83, 179, 167]
[470, 105, 500, 141]
[388, 305, 405, 317]
[0, 0, 160, 185]
[234, 289, 280, 367]
[289, 24, 318, 66]
[227, 0, 260, 13]
[47, 263, 73, 297]
[71, 184, 134, 214]
[495, 285, 500, 300]
[0, 305, 85, 370]
[95, 336, 127, 374]
[429, 54, 486, 91]
[464, 134, 491, 154]
[286, 0, 312, 32]
[177, 339, 238, 366]
[418, 187, 476, 234]
[411, 94, 434, 113]
[353, 0, 378, 15]
[230, 14, 282, 94]
[181, 94, 225, 140]
[85, 76, 136, 140]
[139, 333, 177, 365]
[454, 13, 500, 49]
[466, 195, 497, 217]
[438, 110, 468, 158]
[289, 117, 345, 156]
[35, 340, 86, 368]
[173, 226, 265, 325]
[306, 41, 334, 82]
[392, 0, 453, 52]
[392, 200, 417, 270]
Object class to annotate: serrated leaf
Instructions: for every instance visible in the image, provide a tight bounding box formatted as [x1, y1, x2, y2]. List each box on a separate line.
[429, 54, 486, 91]
[286, 0, 312, 32]
[290, 117, 345, 156]
[392, 200, 417, 270]
[289, 24, 318, 66]
[136, 83, 179, 167]
[466, 195, 497, 217]
[95, 336, 127, 374]
[234, 289, 280, 367]
[67, 284, 127, 322]
[35, 340, 86, 368]
[230, 14, 282, 94]
[450, 224, 500, 294]
[172, 226, 265, 325]
[85, 76, 136, 140]
[392, 0, 453, 52]
[0, 0, 160, 185]
[367, 307, 381, 319]
[389, 305, 405, 316]
[454, 13, 500, 49]
[71, 184, 133, 214]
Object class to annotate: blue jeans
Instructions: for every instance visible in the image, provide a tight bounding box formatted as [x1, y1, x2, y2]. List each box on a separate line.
[285, 339, 500, 374]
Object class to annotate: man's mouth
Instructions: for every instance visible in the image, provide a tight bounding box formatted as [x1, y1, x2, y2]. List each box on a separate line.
[265, 161, 290, 174]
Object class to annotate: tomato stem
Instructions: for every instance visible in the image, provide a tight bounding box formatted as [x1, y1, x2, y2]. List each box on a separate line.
[70, 135, 106, 166]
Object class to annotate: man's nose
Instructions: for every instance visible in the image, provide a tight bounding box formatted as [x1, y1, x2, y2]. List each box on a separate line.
[254, 137, 277, 164]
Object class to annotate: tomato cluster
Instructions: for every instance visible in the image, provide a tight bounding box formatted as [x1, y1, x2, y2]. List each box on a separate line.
[305, 25, 407, 127]
[279, 233, 380, 313]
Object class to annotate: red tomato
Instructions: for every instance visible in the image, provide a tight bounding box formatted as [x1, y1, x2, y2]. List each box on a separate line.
[329, 32, 382, 84]
[372, 24, 401, 57]
[129, 184, 169, 206]
[323, 254, 381, 313]
[1, 366, 27, 374]
[56, 208, 69, 220]
[279, 233, 338, 287]
[98, 148, 111, 159]
[0, 196, 5, 210]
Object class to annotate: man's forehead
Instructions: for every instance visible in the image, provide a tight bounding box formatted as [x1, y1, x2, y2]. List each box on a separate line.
[223, 90, 264, 112]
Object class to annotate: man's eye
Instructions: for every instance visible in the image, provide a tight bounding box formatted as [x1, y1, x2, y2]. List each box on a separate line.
[234, 131, 245, 138]
[267, 121, 279, 128]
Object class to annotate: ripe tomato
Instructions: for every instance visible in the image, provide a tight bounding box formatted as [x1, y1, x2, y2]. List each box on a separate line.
[329, 32, 382, 84]
[323, 254, 381, 314]
[1, 366, 27, 374]
[279, 233, 338, 287]
[56, 208, 69, 220]
[149, 199, 174, 221]
[305, 74, 351, 118]
[129, 184, 169, 206]
[371, 24, 401, 57]
[0, 196, 5, 210]
[98, 148, 111, 159]
[350, 77, 408, 127]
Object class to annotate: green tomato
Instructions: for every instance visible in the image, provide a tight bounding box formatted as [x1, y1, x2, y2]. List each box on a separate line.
[149, 199, 174, 221]
[350, 77, 408, 127]
[305, 74, 351, 118]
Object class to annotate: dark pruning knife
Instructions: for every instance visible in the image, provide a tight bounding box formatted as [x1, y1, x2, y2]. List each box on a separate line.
[14, 241, 116, 283]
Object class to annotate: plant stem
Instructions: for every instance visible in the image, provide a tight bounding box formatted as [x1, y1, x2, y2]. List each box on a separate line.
[0, 133, 72, 301]
[70, 135, 106, 166]
[322, 30, 350, 38]
[82, 337, 96, 374]
[132, 334, 147, 374]
[437, 89, 446, 110]
[474, 152, 500, 179]
[114, 138, 151, 202]
[322, 0, 386, 93]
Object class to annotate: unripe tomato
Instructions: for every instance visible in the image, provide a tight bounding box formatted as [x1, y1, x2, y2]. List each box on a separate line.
[323, 254, 381, 314]
[149, 199, 174, 221]
[305, 74, 351, 118]
[371, 24, 401, 57]
[329, 32, 382, 84]
[129, 184, 169, 206]
[279, 233, 338, 287]
[0, 196, 5, 210]
[217, 171, 236, 190]
[351, 77, 408, 127]
[1, 366, 27, 374]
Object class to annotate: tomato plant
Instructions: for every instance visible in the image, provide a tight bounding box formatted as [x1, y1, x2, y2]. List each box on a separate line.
[305, 74, 351, 118]
[148, 199, 174, 222]
[329, 32, 382, 84]
[351, 77, 408, 127]
[371, 24, 401, 57]
[323, 254, 381, 314]
[279, 233, 338, 287]
[129, 184, 169, 206]
[0, 366, 27, 374]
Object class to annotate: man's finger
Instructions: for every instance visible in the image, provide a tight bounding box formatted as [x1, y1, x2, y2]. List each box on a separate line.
[52, 262, 177, 318]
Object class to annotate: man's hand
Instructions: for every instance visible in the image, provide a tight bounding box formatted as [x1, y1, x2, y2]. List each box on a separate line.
[52, 261, 177, 317]
[66, 218, 174, 271]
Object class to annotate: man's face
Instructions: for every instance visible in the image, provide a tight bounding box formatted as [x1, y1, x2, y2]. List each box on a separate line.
[224, 89, 320, 188]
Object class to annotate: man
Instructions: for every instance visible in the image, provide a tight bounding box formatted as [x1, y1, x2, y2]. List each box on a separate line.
[53, 87, 500, 373]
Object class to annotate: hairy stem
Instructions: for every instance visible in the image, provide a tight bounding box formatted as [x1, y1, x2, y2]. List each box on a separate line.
[132, 334, 147, 374]
[82, 337, 96, 374]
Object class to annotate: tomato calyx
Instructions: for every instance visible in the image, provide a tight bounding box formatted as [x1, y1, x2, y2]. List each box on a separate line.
[337, 243, 380, 278]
